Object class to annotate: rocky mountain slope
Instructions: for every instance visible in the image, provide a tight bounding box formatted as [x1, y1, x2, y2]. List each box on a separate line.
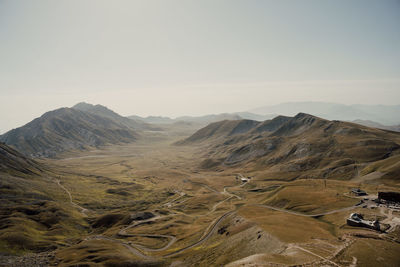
[178, 119, 260, 144]
[73, 102, 151, 129]
[0, 142, 44, 176]
[0, 104, 140, 157]
[181, 113, 400, 181]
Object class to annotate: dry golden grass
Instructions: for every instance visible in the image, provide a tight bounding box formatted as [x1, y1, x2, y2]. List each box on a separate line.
[336, 238, 400, 267]
[238, 206, 334, 243]
[262, 179, 359, 213]
[2, 130, 400, 266]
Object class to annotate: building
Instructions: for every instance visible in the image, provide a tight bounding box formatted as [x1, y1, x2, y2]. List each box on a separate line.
[351, 188, 367, 196]
[346, 213, 380, 231]
[378, 191, 400, 203]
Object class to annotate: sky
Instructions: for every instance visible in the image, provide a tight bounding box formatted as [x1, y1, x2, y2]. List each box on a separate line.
[0, 0, 400, 133]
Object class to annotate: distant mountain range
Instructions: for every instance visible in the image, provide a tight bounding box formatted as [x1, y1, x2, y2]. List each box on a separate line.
[0, 103, 145, 158]
[130, 102, 400, 129]
[351, 119, 400, 132]
[2, 101, 399, 158]
[248, 102, 400, 125]
[180, 113, 400, 181]
[129, 112, 275, 126]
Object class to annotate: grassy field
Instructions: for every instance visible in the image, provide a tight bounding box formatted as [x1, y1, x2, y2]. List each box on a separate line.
[2, 131, 400, 266]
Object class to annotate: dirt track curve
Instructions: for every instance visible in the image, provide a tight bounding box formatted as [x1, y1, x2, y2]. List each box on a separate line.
[55, 172, 363, 262]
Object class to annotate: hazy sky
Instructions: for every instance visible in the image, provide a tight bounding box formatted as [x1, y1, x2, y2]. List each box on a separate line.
[1, 0, 400, 133]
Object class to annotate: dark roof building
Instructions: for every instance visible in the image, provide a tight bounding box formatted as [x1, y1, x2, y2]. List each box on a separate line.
[351, 188, 367, 196]
[378, 191, 400, 203]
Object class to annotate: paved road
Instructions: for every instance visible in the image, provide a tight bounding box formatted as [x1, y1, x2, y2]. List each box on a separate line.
[114, 176, 244, 258]
[57, 166, 392, 267]
[85, 235, 152, 260]
[162, 175, 250, 256]
[87, 172, 360, 260]
[127, 234, 177, 252]
[54, 172, 240, 259]
[117, 214, 178, 252]
[56, 170, 362, 261]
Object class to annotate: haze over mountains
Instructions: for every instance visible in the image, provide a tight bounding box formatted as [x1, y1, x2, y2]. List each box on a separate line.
[1, 101, 400, 159]
[128, 113, 272, 126]
[131, 101, 400, 129]
[249, 102, 400, 125]
[352, 119, 400, 132]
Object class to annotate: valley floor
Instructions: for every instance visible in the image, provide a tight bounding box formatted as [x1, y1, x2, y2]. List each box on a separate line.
[2, 132, 400, 266]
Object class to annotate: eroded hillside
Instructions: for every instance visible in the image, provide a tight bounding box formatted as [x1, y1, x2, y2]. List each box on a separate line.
[182, 113, 400, 183]
[0, 105, 141, 158]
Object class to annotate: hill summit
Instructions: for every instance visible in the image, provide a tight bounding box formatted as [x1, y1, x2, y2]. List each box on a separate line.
[0, 103, 140, 157]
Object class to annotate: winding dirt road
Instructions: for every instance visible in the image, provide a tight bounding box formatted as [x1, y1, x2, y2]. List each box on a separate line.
[164, 210, 235, 257]
[58, 171, 363, 262]
[112, 178, 244, 258]
[54, 178, 89, 216]
[289, 244, 341, 267]
[117, 214, 177, 253]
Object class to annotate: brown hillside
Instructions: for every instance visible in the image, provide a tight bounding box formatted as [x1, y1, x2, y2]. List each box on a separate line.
[182, 113, 400, 181]
[0, 107, 139, 158]
[0, 142, 43, 176]
[177, 119, 261, 144]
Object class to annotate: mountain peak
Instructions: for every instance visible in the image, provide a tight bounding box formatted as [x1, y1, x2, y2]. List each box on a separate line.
[0, 105, 139, 157]
[72, 102, 115, 114]
[292, 112, 326, 124]
[293, 112, 318, 119]
[72, 102, 99, 111]
[72, 103, 121, 119]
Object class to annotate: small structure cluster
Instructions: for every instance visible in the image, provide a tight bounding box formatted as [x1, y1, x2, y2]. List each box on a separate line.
[235, 174, 251, 183]
[377, 191, 400, 210]
[350, 188, 367, 196]
[241, 177, 250, 183]
[378, 191, 400, 203]
[346, 213, 380, 231]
